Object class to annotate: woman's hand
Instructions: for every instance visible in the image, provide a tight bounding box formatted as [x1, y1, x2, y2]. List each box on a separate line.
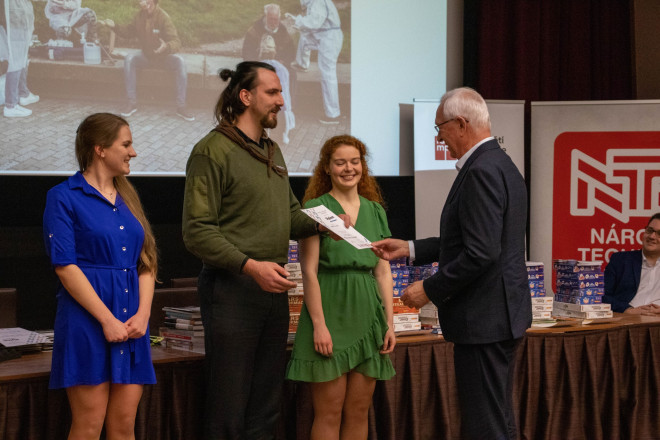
[380, 328, 396, 354]
[125, 312, 150, 339]
[101, 317, 129, 343]
[313, 324, 333, 357]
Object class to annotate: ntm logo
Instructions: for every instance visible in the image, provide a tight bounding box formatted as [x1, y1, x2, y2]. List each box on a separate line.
[570, 148, 660, 222]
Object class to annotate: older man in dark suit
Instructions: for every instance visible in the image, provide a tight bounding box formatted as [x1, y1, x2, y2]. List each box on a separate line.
[372, 87, 531, 440]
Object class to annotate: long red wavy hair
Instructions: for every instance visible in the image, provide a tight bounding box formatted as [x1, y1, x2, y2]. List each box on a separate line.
[303, 135, 385, 206]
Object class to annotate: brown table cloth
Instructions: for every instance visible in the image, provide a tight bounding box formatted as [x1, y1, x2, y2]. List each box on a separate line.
[1, 315, 659, 440]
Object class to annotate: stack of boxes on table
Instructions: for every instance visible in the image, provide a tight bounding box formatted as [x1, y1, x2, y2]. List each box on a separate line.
[526, 262, 553, 323]
[287, 241, 303, 343]
[390, 258, 421, 333]
[391, 258, 440, 333]
[159, 305, 204, 350]
[552, 259, 612, 319]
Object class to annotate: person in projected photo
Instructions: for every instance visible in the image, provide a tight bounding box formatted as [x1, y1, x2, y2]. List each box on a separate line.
[286, 134, 396, 440]
[45, 0, 98, 43]
[259, 34, 295, 144]
[99, 0, 194, 122]
[603, 212, 660, 315]
[242, 3, 295, 67]
[43, 113, 158, 439]
[3, 0, 39, 118]
[285, 0, 343, 125]
[182, 61, 325, 439]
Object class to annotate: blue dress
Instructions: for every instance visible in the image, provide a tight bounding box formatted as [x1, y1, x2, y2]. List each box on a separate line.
[43, 172, 156, 389]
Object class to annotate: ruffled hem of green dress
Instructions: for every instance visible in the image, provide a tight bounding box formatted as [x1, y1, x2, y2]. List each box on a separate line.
[286, 317, 396, 383]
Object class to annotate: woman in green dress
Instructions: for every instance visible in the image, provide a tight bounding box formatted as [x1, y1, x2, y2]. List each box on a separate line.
[286, 135, 396, 440]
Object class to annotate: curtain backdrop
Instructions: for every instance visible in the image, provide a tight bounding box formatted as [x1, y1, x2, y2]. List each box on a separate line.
[464, 0, 634, 101]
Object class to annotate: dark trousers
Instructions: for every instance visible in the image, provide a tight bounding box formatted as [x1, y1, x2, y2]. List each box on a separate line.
[453, 338, 522, 440]
[198, 266, 289, 440]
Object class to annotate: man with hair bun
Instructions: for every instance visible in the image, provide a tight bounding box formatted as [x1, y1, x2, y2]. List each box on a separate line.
[182, 61, 319, 439]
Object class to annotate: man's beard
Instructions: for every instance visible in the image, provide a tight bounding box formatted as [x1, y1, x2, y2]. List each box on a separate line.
[261, 110, 279, 129]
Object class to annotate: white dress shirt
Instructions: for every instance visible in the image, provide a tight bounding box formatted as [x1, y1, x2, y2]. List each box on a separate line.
[629, 252, 660, 307]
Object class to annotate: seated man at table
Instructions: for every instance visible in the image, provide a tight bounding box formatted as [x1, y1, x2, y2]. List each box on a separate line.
[603, 212, 660, 315]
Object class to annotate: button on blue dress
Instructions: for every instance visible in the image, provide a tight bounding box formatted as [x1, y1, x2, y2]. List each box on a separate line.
[43, 172, 156, 388]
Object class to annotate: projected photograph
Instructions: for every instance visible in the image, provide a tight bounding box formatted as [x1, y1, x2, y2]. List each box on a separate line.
[0, 0, 351, 175]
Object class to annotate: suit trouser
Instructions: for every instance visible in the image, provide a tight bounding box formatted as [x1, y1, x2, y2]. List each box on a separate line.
[198, 265, 289, 440]
[453, 338, 522, 440]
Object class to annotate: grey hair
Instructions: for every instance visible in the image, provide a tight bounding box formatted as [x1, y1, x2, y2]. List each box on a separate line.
[440, 87, 491, 131]
[264, 3, 280, 15]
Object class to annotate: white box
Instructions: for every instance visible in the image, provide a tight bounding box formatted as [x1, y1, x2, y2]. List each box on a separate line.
[393, 313, 420, 324]
[393, 321, 422, 332]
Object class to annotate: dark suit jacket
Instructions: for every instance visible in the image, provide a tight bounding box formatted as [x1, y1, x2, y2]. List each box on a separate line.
[603, 250, 642, 313]
[414, 139, 531, 344]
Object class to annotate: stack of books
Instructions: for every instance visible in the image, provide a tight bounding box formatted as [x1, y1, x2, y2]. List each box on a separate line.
[552, 301, 613, 319]
[159, 306, 204, 350]
[0, 327, 53, 354]
[287, 241, 302, 343]
[552, 259, 612, 318]
[553, 260, 607, 302]
[526, 262, 553, 323]
[390, 258, 438, 333]
[410, 262, 439, 333]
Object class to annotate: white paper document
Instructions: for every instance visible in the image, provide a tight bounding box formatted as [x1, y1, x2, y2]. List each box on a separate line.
[0, 327, 50, 347]
[302, 205, 372, 249]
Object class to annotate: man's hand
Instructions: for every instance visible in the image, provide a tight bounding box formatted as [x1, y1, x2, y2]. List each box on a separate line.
[243, 259, 297, 293]
[371, 238, 410, 261]
[624, 304, 660, 316]
[401, 280, 430, 309]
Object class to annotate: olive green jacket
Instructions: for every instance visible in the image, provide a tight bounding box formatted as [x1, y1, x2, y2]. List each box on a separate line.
[182, 130, 316, 274]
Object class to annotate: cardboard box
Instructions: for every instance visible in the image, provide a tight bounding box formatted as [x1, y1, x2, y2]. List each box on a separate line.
[288, 294, 304, 313]
[289, 313, 300, 333]
[532, 311, 552, 319]
[393, 321, 422, 332]
[531, 297, 554, 305]
[393, 297, 418, 314]
[393, 313, 420, 324]
[552, 301, 611, 312]
[553, 308, 613, 319]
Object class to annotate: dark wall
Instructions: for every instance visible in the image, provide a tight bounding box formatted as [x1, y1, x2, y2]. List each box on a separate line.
[0, 175, 415, 330]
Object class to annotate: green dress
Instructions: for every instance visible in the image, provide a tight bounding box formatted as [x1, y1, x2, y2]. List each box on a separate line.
[286, 194, 396, 382]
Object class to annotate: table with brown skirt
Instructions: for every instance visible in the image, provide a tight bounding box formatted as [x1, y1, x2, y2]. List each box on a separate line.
[1, 314, 659, 440]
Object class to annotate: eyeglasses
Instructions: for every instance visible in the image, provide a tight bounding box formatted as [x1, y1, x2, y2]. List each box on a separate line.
[434, 117, 469, 133]
[645, 227, 660, 237]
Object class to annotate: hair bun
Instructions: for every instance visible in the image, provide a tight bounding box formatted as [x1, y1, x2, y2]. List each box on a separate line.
[219, 69, 234, 82]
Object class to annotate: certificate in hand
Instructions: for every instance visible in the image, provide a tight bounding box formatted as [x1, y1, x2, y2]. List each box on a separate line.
[301, 205, 372, 249]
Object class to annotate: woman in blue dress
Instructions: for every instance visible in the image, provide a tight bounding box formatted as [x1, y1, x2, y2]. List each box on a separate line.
[43, 113, 158, 439]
